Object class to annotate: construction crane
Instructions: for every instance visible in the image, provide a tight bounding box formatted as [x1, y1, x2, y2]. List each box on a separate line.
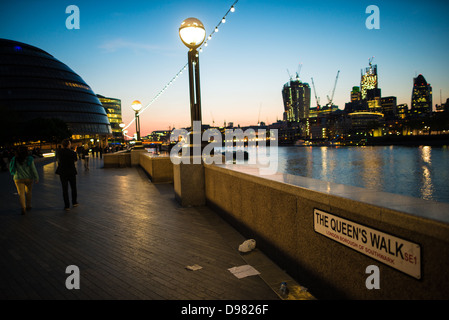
[287, 63, 303, 81]
[311, 77, 320, 109]
[326, 70, 340, 107]
[210, 111, 215, 127]
[296, 63, 302, 80]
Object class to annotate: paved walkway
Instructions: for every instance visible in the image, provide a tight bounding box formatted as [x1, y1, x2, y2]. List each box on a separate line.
[0, 156, 314, 300]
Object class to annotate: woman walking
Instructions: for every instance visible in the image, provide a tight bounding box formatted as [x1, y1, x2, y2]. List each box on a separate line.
[9, 146, 39, 215]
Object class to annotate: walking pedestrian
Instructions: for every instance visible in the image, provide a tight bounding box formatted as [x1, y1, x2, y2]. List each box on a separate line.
[9, 146, 39, 215]
[55, 145, 62, 162]
[76, 145, 84, 160]
[83, 145, 89, 170]
[55, 139, 78, 211]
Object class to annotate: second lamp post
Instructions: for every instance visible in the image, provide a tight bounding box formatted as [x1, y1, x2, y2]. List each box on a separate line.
[131, 100, 142, 143]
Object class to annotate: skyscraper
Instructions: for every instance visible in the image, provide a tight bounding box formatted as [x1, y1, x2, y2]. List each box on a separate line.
[411, 74, 432, 116]
[360, 61, 378, 100]
[282, 78, 311, 122]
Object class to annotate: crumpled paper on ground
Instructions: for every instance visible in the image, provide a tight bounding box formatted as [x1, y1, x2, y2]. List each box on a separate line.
[228, 265, 260, 279]
[238, 239, 256, 253]
[185, 264, 203, 271]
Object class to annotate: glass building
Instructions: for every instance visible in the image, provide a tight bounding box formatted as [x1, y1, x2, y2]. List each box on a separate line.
[97, 95, 122, 141]
[282, 78, 311, 122]
[411, 74, 432, 116]
[0, 38, 111, 139]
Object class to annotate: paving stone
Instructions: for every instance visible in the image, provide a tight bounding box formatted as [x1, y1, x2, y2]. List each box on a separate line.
[0, 157, 287, 300]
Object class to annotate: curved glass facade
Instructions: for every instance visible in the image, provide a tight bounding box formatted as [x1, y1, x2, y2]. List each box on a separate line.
[0, 38, 111, 135]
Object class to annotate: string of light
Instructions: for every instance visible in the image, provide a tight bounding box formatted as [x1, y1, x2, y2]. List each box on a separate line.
[122, 0, 239, 135]
[198, 0, 238, 54]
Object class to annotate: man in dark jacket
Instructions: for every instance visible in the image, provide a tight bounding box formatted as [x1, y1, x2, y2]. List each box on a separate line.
[56, 139, 78, 211]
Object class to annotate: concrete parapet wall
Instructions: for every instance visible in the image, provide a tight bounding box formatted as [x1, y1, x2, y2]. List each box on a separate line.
[139, 153, 173, 183]
[131, 149, 147, 166]
[103, 152, 131, 168]
[204, 164, 449, 299]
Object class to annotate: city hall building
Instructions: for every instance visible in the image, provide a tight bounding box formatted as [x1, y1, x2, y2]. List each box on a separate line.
[0, 38, 112, 146]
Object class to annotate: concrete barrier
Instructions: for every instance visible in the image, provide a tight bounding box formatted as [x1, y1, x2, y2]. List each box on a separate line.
[103, 152, 131, 168]
[139, 153, 173, 183]
[204, 163, 449, 300]
[172, 156, 205, 207]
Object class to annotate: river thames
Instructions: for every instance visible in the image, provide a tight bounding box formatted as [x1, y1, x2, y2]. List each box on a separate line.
[229, 145, 449, 204]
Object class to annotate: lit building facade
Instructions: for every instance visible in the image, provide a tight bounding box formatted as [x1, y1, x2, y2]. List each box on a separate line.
[148, 130, 171, 142]
[309, 105, 338, 118]
[361, 63, 378, 100]
[282, 79, 311, 122]
[97, 95, 122, 140]
[381, 96, 397, 120]
[349, 112, 384, 132]
[0, 39, 111, 138]
[411, 74, 432, 116]
[366, 88, 382, 113]
[351, 86, 361, 102]
[396, 104, 408, 119]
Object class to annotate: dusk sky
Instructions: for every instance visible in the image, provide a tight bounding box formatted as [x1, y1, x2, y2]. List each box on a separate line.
[1, 0, 448, 136]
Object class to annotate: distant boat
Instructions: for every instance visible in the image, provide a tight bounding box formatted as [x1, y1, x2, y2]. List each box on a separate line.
[294, 139, 307, 146]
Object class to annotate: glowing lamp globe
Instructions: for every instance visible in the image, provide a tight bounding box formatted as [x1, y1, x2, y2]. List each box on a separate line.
[179, 18, 206, 49]
[131, 100, 142, 112]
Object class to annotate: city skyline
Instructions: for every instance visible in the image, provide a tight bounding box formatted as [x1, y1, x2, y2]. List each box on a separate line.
[1, 0, 448, 136]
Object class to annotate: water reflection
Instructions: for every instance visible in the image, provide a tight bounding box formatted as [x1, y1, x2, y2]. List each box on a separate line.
[421, 146, 431, 163]
[361, 147, 384, 191]
[274, 145, 448, 203]
[419, 146, 434, 201]
[321, 147, 328, 179]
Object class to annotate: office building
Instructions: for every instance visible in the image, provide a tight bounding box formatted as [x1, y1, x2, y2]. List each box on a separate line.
[396, 104, 408, 119]
[381, 96, 397, 120]
[282, 78, 311, 122]
[97, 95, 122, 140]
[366, 88, 382, 113]
[411, 74, 432, 116]
[348, 112, 384, 132]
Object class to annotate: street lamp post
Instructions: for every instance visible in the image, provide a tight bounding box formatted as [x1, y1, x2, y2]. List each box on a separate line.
[175, 18, 207, 207]
[179, 18, 206, 133]
[131, 100, 142, 144]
